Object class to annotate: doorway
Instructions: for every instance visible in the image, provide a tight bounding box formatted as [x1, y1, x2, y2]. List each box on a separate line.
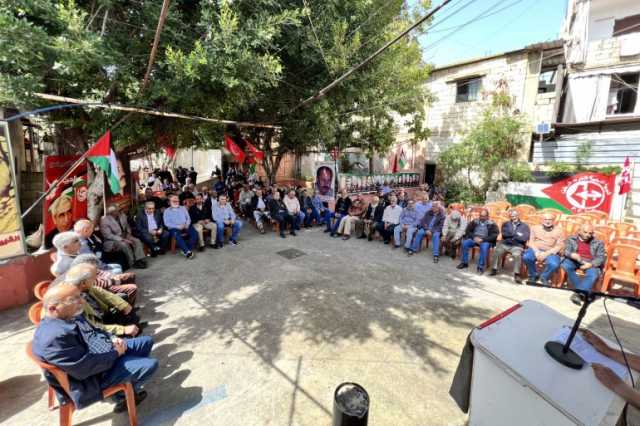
[424, 163, 436, 186]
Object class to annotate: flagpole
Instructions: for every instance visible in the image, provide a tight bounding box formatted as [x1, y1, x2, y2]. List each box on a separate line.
[102, 171, 108, 215]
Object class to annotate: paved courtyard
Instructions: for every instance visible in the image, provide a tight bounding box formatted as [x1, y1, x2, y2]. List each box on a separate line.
[1, 226, 640, 426]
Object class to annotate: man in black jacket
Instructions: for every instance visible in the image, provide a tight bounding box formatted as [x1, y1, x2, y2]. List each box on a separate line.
[189, 193, 216, 250]
[268, 191, 294, 238]
[361, 195, 386, 240]
[251, 188, 270, 234]
[457, 209, 499, 274]
[490, 210, 530, 283]
[327, 189, 352, 235]
[135, 201, 169, 256]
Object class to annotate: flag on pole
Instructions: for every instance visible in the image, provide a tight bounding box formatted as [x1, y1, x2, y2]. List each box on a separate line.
[619, 156, 632, 195]
[87, 130, 121, 194]
[225, 134, 245, 164]
[398, 148, 407, 169]
[391, 152, 398, 173]
[244, 138, 264, 162]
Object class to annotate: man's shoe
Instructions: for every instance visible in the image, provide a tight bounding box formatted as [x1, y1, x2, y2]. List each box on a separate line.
[456, 263, 468, 269]
[290, 232, 297, 236]
[229, 239, 239, 245]
[324, 229, 331, 233]
[540, 278, 550, 287]
[150, 249, 158, 258]
[114, 390, 148, 413]
[342, 235, 350, 240]
[407, 250, 414, 256]
[133, 260, 148, 269]
[212, 243, 220, 249]
[330, 233, 337, 237]
[433, 256, 439, 263]
[198, 245, 205, 252]
[383, 240, 389, 245]
[186, 251, 194, 259]
[367, 235, 373, 241]
[526, 278, 537, 286]
[393, 245, 399, 249]
[477, 268, 484, 275]
[514, 274, 522, 284]
[570, 293, 584, 306]
[489, 269, 497, 276]
[357, 235, 366, 239]
[158, 249, 166, 255]
[280, 233, 286, 238]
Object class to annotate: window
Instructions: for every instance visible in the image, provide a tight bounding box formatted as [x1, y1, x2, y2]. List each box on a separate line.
[456, 77, 481, 103]
[607, 73, 639, 115]
[538, 67, 557, 94]
[614, 14, 640, 37]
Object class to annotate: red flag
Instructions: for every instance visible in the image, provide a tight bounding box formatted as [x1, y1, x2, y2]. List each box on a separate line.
[244, 138, 264, 162]
[391, 152, 398, 173]
[619, 156, 632, 195]
[542, 172, 616, 214]
[225, 134, 245, 164]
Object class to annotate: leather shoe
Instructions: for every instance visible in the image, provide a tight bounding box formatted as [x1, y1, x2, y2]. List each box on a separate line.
[489, 269, 497, 276]
[114, 390, 148, 413]
[456, 263, 468, 269]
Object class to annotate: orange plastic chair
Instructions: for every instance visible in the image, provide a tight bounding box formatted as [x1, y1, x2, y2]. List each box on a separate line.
[34, 281, 52, 301]
[491, 201, 511, 212]
[448, 202, 465, 214]
[540, 208, 565, 217]
[558, 220, 579, 237]
[601, 244, 640, 297]
[28, 302, 44, 325]
[612, 222, 637, 239]
[26, 342, 139, 426]
[594, 225, 615, 243]
[628, 231, 640, 240]
[514, 204, 536, 218]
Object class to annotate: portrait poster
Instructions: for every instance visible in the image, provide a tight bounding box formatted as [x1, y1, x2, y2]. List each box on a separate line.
[0, 122, 26, 259]
[314, 162, 336, 202]
[43, 155, 87, 248]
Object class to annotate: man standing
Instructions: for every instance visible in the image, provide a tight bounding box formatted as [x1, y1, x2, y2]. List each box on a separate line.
[457, 209, 499, 274]
[100, 205, 147, 269]
[522, 213, 564, 286]
[376, 195, 402, 245]
[360, 195, 385, 241]
[490, 210, 530, 283]
[561, 223, 606, 305]
[212, 194, 242, 248]
[393, 199, 419, 249]
[135, 201, 169, 256]
[284, 190, 305, 232]
[251, 188, 270, 234]
[163, 195, 197, 259]
[409, 201, 446, 261]
[441, 210, 467, 258]
[335, 195, 367, 240]
[189, 193, 217, 250]
[33, 283, 158, 413]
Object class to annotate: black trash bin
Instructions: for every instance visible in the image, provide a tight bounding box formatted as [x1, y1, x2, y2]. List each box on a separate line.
[333, 382, 369, 426]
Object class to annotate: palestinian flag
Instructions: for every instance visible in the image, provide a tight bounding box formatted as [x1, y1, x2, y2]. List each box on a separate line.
[87, 130, 121, 194]
[398, 148, 407, 169]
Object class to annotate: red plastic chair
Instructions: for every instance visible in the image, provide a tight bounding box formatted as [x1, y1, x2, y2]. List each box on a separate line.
[26, 342, 139, 426]
[34, 281, 52, 301]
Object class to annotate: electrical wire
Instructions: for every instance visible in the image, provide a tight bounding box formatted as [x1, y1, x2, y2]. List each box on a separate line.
[603, 298, 635, 388]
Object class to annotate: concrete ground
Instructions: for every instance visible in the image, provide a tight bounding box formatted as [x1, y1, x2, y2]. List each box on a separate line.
[1, 225, 640, 426]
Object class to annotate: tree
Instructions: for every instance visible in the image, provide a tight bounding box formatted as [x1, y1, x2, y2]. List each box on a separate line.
[439, 86, 531, 203]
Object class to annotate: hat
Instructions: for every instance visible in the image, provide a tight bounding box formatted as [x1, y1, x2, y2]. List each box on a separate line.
[451, 211, 461, 221]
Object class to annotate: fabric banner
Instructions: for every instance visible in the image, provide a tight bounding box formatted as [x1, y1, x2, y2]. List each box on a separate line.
[314, 162, 336, 202]
[541, 172, 617, 215]
[224, 134, 245, 164]
[0, 122, 26, 259]
[44, 155, 88, 248]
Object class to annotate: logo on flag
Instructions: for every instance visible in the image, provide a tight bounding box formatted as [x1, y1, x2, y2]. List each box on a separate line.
[542, 172, 616, 214]
[619, 157, 632, 195]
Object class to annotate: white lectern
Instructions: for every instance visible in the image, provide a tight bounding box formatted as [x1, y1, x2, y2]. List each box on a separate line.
[469, 299, 630, 426]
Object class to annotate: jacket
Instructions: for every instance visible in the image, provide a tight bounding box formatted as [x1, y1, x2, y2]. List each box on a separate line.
[334, 196, 352, 215]
[268, 198, 289, 218]
[419, 210, 446, 233]
[500, 220, 530, 248]
[442, 215, 467, 241]
[348, 201, 367, 217]
[564, 236, 606, 268]
[398, 207, 420, 227]
[464, 219, 499, 244]
[100, 214, 132, 252]
[32, 315, 119, 409]
[364, 202, 386, 222]
[189, 204, 211, 223]
[251, 194, 268, 212]
[135, 210, 165, 239]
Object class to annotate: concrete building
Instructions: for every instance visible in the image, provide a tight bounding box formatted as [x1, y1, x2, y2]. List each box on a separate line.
[398, 41, 564, 185]
[534, 0, 640, 217]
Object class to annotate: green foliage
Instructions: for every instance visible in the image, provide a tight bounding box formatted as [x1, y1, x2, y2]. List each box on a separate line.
[505, 161, 533, 183]
[575, 141, 592, 166]
[546, 162, 620, 180]
[439, 92, 530, 202]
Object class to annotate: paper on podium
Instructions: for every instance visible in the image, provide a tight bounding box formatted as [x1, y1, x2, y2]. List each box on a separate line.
[550, 326, 629, 380]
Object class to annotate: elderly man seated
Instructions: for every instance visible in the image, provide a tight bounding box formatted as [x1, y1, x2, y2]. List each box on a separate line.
[490, 210, 530, 284]
[135, 201, 169, 256]
[71, 254, 138, 307]
[393, 199, 419, 249]
[335, 195, 367, 240]
[376, 195, 402, 244]
[51, 231, 82, 277]
[268, 191, 294, 237]
[189, 193, 217, 250]
[409, 201, 446, 261]
[212, 194, 242, 248]
[284, 190, 305, 231]
[251, 188, 270, 234]
[327, 189, 352, 236]
[361, 195, 385, 241]
[441, 209, 467, 258]
[101, 205, 147, 269]
[523, 213, 563, 286]
[163, 194, 198, 259]
[561, 223, 606, 305]
[74, 220, 124, 275]
[33, 282, 157, 413]
[457, 208, 499, 274]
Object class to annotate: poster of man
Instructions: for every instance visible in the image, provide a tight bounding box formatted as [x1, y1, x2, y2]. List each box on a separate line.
[0, 122, 26, 259]
[44, 155, 87, 248]
[314, 163, 335, 201]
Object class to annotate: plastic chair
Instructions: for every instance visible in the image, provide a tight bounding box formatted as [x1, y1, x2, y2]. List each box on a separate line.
[612, 222, 637, 239]
[540, 208, 565, 217]
[557, 220, 579, 238]
[26, 342, 139, 426]
[514, 204, 536, 218]
[34, 281, 52, 301]
[601, 244, 640, 297]
[594, 225, 615, 243]
[28, 302, 44, 325]
[447, 202, 465, 213]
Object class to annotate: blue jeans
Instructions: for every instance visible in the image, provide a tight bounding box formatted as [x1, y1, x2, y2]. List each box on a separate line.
[138, 230, 170, 251]
[331, 214, 346, 234]
[216, 220, 242, 243]
[461, 239, 492, 269]
[168, 226, 197, 254]
[100, 336, 158, 396]
[522, 249, 561, 281]
[561, 259, 600, 291]
[411, 229, 441, 255]
[293, 212, 305, 230]
[394, 225, 417, 248]
[305, 207, 321, 226]
[323, 210, 335, 231]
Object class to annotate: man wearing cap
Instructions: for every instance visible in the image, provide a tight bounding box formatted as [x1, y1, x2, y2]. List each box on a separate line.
[45, 194, 74, 249]
[100, 205, 147, 269]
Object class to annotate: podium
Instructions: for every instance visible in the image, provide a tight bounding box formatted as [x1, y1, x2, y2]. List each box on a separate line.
[469, 300, 630, 426]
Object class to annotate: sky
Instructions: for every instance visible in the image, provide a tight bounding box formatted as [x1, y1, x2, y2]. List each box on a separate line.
[417, 0, 568, 67]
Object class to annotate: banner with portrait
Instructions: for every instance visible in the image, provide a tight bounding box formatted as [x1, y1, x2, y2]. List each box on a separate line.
[43, 155, 88, 248]
[314, 162, 336, 202]
[0, 122, 26, 259]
